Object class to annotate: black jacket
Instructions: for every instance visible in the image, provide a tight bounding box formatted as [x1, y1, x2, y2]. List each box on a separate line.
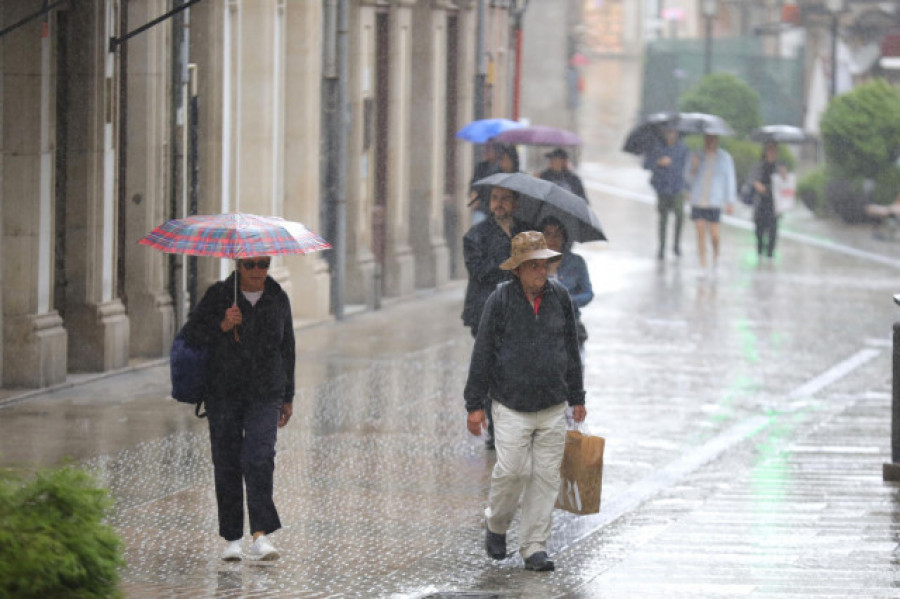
[461, 217, 529, 332]
[183, 272, 295, 405]
[464, 278, 585, 414]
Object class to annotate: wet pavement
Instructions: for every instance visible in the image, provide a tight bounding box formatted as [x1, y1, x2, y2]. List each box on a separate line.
[1, 156, 899, 597]
[4, 53, 900, 598]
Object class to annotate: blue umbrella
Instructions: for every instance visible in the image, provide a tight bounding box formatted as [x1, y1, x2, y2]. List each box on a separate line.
[455, 118, 525, 143]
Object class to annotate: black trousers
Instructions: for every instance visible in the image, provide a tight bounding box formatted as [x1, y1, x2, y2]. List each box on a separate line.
[755, 212, 778, 257]
[656, 192, 684, 253]
[207, 398, 282, 541]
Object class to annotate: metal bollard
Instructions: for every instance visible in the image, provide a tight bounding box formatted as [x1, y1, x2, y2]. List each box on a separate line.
[883, 294, 900, 481]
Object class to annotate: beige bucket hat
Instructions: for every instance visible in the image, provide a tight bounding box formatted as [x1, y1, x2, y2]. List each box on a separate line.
[500, 231, 562, 271]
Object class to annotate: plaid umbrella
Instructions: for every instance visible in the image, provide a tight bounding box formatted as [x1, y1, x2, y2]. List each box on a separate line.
[140, 213, 330, 340]
[139, 212, 331, 258]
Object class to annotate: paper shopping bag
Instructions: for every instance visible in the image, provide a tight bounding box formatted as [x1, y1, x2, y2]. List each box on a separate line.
[555, 430, 605, 515]
[772, 172, 796, 216]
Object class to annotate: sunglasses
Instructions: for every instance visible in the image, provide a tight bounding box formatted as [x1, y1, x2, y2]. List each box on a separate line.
[241, 259, 271, 270]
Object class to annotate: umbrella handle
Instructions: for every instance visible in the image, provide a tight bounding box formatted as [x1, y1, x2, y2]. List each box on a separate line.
[232, 263, 240, 343]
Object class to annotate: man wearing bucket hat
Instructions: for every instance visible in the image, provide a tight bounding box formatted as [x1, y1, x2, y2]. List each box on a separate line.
[538, 147, 587, 201]
[464, 231, 587, 572]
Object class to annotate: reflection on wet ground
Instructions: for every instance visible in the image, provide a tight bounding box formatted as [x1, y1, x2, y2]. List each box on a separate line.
[2, 157, 900, 595]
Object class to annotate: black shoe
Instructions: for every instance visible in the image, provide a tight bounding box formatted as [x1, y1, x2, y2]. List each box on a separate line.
[524, 551, 555, 571]
[485, 525, 506, 560]
[673, 246, 681, 257]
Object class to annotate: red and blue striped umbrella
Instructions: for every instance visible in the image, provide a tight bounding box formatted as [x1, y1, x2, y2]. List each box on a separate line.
[139, 212, 331, 258]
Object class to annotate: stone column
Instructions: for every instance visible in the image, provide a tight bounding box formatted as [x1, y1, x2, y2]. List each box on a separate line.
[408, 2, 450, 290]
[451, 1, 476, 279]
[124, 0, 175, 357]
[1, 2, 67, 387]
[345, 3, 378, 308]
[382, 0, 416, 298]
[64, 0, 129, 373]
[283, 0, 331, 320]
[189, 0, 227, 291]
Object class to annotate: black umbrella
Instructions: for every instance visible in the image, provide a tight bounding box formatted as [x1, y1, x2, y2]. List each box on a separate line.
[749, 125, 809, 144]
[473, 172, 607, 243]
[622, 112, 677, 155]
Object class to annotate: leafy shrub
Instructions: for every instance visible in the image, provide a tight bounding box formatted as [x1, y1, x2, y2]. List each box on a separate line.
[797, 166, 829, 215]
[820, 78, 900, 180]
[679, 73, 762, 137]
[0, 465, 123, 598]
[870, 166, 900, 205]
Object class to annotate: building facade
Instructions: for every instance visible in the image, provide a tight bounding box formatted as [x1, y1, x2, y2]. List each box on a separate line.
[0, 0, 515, 391]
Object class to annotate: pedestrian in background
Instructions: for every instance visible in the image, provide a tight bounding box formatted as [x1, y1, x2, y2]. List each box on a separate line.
[468, 141, 502, 225]
[497, 143, 521, 174]
[539, 148, 587, 201]
[182, 256, 295, 562]
[465, 231, 586, 572]
[685, 133, 737, 276]
[540, 216, 593, 363]
[461, 186, 529, 449]
[643, 123, 689, 259]
[743, 139, 786, 260]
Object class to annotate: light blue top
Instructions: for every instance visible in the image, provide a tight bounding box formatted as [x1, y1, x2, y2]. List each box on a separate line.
[685, 147, 737, 208]
[550, 252, 593, 316]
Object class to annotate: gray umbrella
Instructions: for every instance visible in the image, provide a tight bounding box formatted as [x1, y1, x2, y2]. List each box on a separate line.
[749, 125, 809, 144]
[473, 172, 607, 243]
[677, 113, 735, 136]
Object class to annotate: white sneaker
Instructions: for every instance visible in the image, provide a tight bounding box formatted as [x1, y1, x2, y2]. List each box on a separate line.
[221, 539, 243, 561]
[247, 534, 279, 561]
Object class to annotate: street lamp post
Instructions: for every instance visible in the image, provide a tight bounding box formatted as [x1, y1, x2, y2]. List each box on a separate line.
[825, 0, 846, 98]
[702, 0, 718, 75]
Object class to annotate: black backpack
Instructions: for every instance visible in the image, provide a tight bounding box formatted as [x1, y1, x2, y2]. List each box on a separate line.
[169, 326, 208, 418]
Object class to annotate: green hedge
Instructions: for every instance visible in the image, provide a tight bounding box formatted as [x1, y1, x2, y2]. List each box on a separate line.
[820, 78, 900, 181]
[797, 166, 829, 215]
[0, 465, 123, 598]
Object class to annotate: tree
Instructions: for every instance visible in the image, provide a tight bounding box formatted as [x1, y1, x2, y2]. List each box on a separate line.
[820, 78, 900, 180]
[679, 73, 762, 137]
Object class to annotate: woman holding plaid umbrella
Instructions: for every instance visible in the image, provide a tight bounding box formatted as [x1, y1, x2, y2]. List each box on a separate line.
[141, 212, 330, 562]
[182, 255, 294, 562]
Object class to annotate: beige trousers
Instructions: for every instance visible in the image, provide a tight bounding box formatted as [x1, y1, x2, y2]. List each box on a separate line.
[485, 401, 567, 559]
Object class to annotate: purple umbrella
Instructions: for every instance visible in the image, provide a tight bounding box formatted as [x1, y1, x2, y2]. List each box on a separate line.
[493, 125, 582, 147]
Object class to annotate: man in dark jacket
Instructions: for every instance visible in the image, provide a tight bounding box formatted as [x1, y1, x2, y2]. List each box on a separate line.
[183, 256, 294, 562]
[464, 231, 587, 572]
[643, 123, 689, 259]
[468, 141, 502, 223]
[461, 186, 528, 449]
[539, 148, 587, 201]
[461, 186, 528, 337]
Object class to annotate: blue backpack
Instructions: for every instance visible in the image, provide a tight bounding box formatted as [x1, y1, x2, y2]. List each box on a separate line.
[170, 327, 208, 418]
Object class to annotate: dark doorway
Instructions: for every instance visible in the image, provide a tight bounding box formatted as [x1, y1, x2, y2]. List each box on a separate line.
[373, 11, 390, 297]
[444, 14, 459, 278]
[53, 9, 69, 318]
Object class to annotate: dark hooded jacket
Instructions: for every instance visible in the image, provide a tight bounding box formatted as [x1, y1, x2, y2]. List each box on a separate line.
[182, 272, 295, 405]
[464, 277, 585, 414]
[461, 216, 529, 332]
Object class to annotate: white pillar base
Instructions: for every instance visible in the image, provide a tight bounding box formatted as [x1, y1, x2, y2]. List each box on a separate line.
[3, 311, 68, 388]
[67, 299, 130, 372]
